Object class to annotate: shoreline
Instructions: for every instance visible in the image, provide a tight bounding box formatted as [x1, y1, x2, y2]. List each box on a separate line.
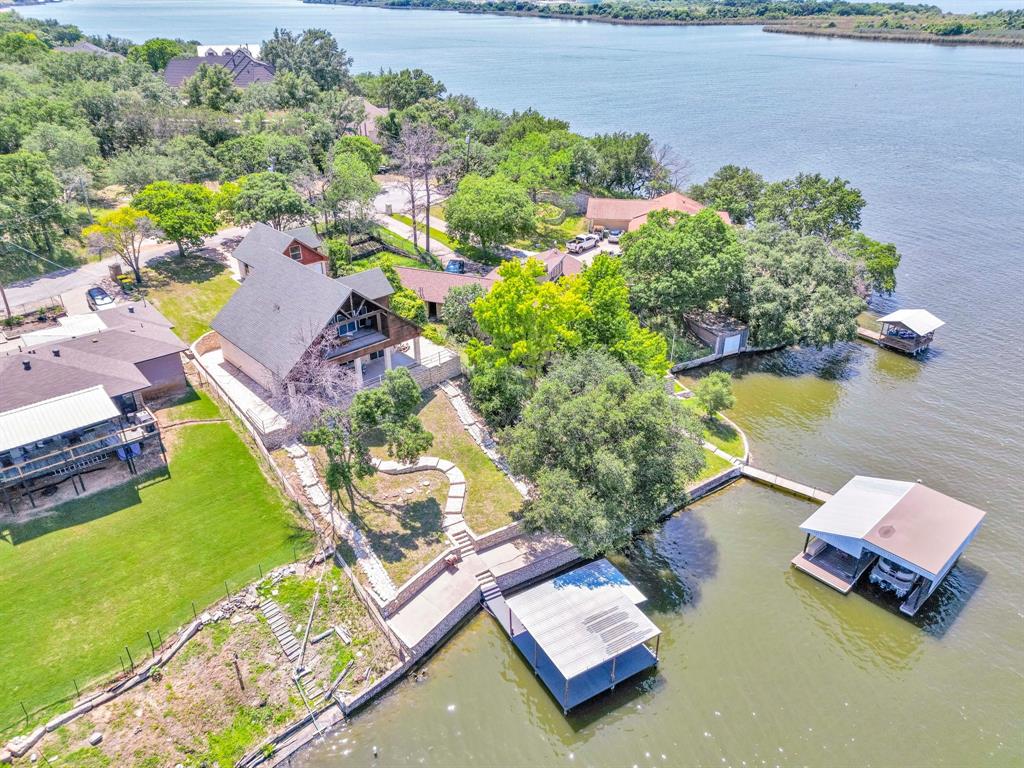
[302, 0, 1024, 49]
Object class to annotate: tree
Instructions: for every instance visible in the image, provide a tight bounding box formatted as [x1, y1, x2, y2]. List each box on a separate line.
[108, 147, 179, 192]
[215, 133, 312, 178]
[305, 367, 432, 514]
[324, 152, 379, 239]
[355, 68, 446, 110]
[83, 207, 158, 283]
[755, 173, 866, 241]
[836, 232, 901, 296]
[0, 151, 67, 257]
[444, 174, 534, 253]
[390, 288, 428, 326]
[693, 371, 735, 419]
[127, 38, 186, 71]
[0, 32, 48, 64]
[589, 131, 671, 196]
[269, 323, 357, 432]
[262, 28, 353, 91]
[502, 352, 704, 557]
[573, 253, 669, 376]
[182, 64, 240, 111]
[132, 181, 219, 257]
[729, 225, 865, 349]
[467, 258, 586, 382]
[440, 282, 486, 340]
[162, 135, 223, 183]
[468, 359, 531, 429]
[230, 172, 309, 230]
[23, 123, 100, 201]
[619, 208, 744, 329]
[272, 70, 320, 108]
[688, 165, 766, 225]
[332, 134, 383, 174]
[390, 120, 446, 253]
[498, 130, 585, 201]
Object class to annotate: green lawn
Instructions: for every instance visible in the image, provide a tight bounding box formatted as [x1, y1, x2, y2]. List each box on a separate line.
[415, 391, 522, 533]
[0, 415, 311, 725]
[680, 397, 745, 458]
[390, 215, 501, 267]
[693, 448, 734, 484]
[142, 254, 239, 343]
[157, 386, 221, 422]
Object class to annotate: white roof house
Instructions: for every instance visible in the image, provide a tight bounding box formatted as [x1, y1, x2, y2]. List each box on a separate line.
[877, 309, 945, 336]
[0, 386, 119, 453]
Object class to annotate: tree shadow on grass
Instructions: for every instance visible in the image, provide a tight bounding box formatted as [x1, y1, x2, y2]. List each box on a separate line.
[0, 465, 171, 546]
[352, 495, 444, 568]
[146, 253, 229, 286]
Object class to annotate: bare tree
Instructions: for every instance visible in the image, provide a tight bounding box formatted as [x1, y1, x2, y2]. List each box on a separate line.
[652, 142, 694, 195]
[390, 121, 448, 254]
[269, 323, 358, 435]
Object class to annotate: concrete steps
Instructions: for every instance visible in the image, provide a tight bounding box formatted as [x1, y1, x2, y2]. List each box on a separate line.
[450, 528, 475, 560]
[475, 569, 502, 603]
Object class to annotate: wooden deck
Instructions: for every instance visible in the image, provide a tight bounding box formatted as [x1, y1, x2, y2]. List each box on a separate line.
[740, 465, 833, 503]
[791, 552, 857, 594]
[856, 327, 882, 343]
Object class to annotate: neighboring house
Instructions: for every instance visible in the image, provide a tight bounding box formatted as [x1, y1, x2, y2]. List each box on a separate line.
[394, 267, 497, 319]
[482, 249, 584, 282]
[358, 99, 390, 146]
[0, 303, 186, 511]
[164, 48, 275, 88]
[585, 191, 732, 232]
[196, 44, 261, 58]
[232, 223, 328, 279]
[212, 245, 422, 391]
[53, 41, 125, 59]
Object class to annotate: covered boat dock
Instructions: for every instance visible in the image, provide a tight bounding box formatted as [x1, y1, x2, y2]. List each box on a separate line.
[487, 559, 661, 712]
[792, 476, 986, 615]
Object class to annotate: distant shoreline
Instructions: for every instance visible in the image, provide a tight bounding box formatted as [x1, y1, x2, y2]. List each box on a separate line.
[302, 0, 1024, 48]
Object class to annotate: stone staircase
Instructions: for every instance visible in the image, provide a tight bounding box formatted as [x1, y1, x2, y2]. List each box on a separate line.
[450, 528, 475, 560]
[475, 568, 502, 603]
[261, 598, 301, 664]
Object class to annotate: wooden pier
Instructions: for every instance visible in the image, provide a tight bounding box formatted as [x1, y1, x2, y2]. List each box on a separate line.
[739, 465, 833, 503]
[856, 326, 883, 343]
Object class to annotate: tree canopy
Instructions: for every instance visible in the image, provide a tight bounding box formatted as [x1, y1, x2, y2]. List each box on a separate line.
[755, 173, 866, 241]
[132, 181, 219, 257]
[688, 165, 766, 225]
[262, 28, 353, 91]
[444, 173, 534, 252]
[230, 171, 309, 230]
[83, 206, 158, 283]
[355, 68, 446, 110]
[127, 38, 187, 71]
[503, 352, 705, 557]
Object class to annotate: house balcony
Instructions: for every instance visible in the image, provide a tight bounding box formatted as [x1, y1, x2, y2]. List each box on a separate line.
[326, 327, 389, 362]
[0, 408, 158, 489]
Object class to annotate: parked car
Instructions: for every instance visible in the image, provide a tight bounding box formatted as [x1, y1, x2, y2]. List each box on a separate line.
[444, 259, 466, 274]
[566, 234, 600, 254]
[86, 286, 115, 310]
[606, 229, 623, 244]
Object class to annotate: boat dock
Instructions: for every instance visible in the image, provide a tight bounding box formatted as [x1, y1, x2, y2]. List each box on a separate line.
[856, 327, 883, 343]
[739, 465, 833, 503]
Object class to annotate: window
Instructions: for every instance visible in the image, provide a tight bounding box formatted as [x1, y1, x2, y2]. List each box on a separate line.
[369, 349, 385, 361]
[288, 244, 302, 260]
[338, 320, 358, 336]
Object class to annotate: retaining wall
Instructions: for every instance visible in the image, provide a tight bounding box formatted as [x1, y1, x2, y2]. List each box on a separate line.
[409, 586, 483, 659]
[469, 520, 524, 549]
[379, 546, 458, 620]
[493, 544, 581, 593]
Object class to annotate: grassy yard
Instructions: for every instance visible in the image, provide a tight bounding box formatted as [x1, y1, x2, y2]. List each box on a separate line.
[390, 214, 502, 267]
[0, 403, 311, 726]
[141, 253, 238, 343]
[693, 448, 734, 484]
[415, 391, 522, 533]
[156, 385, 222, 423]
[680, 396, 745, 458]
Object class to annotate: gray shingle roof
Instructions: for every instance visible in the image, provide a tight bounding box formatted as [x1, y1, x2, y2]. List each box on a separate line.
[233, 223, 315, 270]
[336, 269, 394, 303]
[0, 348, 151, 411]
[164, 50, 275, 88]
[53, 41, 125, 59]
[285, 225, 323, 251]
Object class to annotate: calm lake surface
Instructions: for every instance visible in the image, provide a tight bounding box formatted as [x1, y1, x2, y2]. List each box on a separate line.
[20, 1, 1024, 764]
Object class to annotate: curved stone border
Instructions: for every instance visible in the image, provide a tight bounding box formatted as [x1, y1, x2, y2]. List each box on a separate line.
[373, 456, 467, 541]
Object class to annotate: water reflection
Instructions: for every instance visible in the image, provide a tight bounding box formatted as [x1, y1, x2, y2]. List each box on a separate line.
[612, 512, 719, 613]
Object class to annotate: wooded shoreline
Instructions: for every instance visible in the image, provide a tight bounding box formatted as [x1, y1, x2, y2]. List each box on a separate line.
[302, 0, 1024, 48]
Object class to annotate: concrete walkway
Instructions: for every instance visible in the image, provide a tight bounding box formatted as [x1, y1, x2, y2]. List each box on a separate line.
[286, 444, 398, 603]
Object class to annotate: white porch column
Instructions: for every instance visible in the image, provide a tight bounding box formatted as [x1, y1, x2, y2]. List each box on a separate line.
[354, 355, 364, 388]
[384, 346, 393, 370]
[413, 336, 422, 364]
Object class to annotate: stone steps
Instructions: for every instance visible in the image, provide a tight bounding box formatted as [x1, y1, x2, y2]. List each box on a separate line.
[261, 599, 301, 664]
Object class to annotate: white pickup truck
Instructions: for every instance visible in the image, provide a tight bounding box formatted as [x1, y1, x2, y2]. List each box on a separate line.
[566, 234, 600, 254]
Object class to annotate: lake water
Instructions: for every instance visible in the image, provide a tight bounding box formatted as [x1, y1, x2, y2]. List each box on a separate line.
[18, 1, 1024, 764]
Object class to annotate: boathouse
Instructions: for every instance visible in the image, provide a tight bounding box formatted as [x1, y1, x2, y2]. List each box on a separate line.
[791, 476, 985, 616]
[875, 309, 944, 355]
[487, 559, 661, 712]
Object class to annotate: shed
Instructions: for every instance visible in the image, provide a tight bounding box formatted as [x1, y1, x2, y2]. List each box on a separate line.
[792, 476, 985, 615]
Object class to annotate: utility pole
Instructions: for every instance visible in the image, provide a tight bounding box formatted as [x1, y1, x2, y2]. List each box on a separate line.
[465, 131, 471, 177]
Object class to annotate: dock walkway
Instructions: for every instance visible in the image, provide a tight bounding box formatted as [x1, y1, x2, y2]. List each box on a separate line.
[739, 465, 833, 503]
[856, 326, 883, 343]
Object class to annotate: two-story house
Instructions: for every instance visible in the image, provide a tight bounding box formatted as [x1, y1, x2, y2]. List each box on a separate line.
[212, 228, 423, 391]
[232, 223, 329, 280]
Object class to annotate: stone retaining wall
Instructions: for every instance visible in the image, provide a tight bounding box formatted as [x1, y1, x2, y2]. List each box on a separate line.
[493, 544, 580, 593]
[685, 466, 742, 505]
[379, 546, 458, 619]
[340, 660, 411, 716]
[409, 586, 482, 659]
[470, 520, 524, 549]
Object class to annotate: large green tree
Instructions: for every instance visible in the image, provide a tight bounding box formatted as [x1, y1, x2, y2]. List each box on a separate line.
[262, 28, 353, 91]
[444, 173, 534, 252]
[498, 130, 590, 201]
[729, 225, 865, 348]
[755, 173, 866, 241]
[573, 252, 669, 376]
[182, 63, 239, 111]
[215, 132, 312, 178]
[503, 352, 704, 557]
[0, 151, 67, 257]
[688, 165, 766, 225]
[132, 181, 219, 257]
[589, 131, 670, 196]
[83, 206, 158, 283]
[323, 152, 379, 238]
[127, 38, 187, 71]
[304, 367, 432, 514]
[230, 172, 309, 230]
[439, 282, 486, 340]
[468, 258, 586, 382]
[619, 207, 744, 328]
[355, 68, 446, 110]
[836, 232, 901, 296]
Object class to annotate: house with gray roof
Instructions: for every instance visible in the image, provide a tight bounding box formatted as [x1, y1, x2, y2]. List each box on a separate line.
[233, 223, 328, 280]
[212, 232, 422, 391]
[0, 302, 185, 512]
[164, 48, 275, 89]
